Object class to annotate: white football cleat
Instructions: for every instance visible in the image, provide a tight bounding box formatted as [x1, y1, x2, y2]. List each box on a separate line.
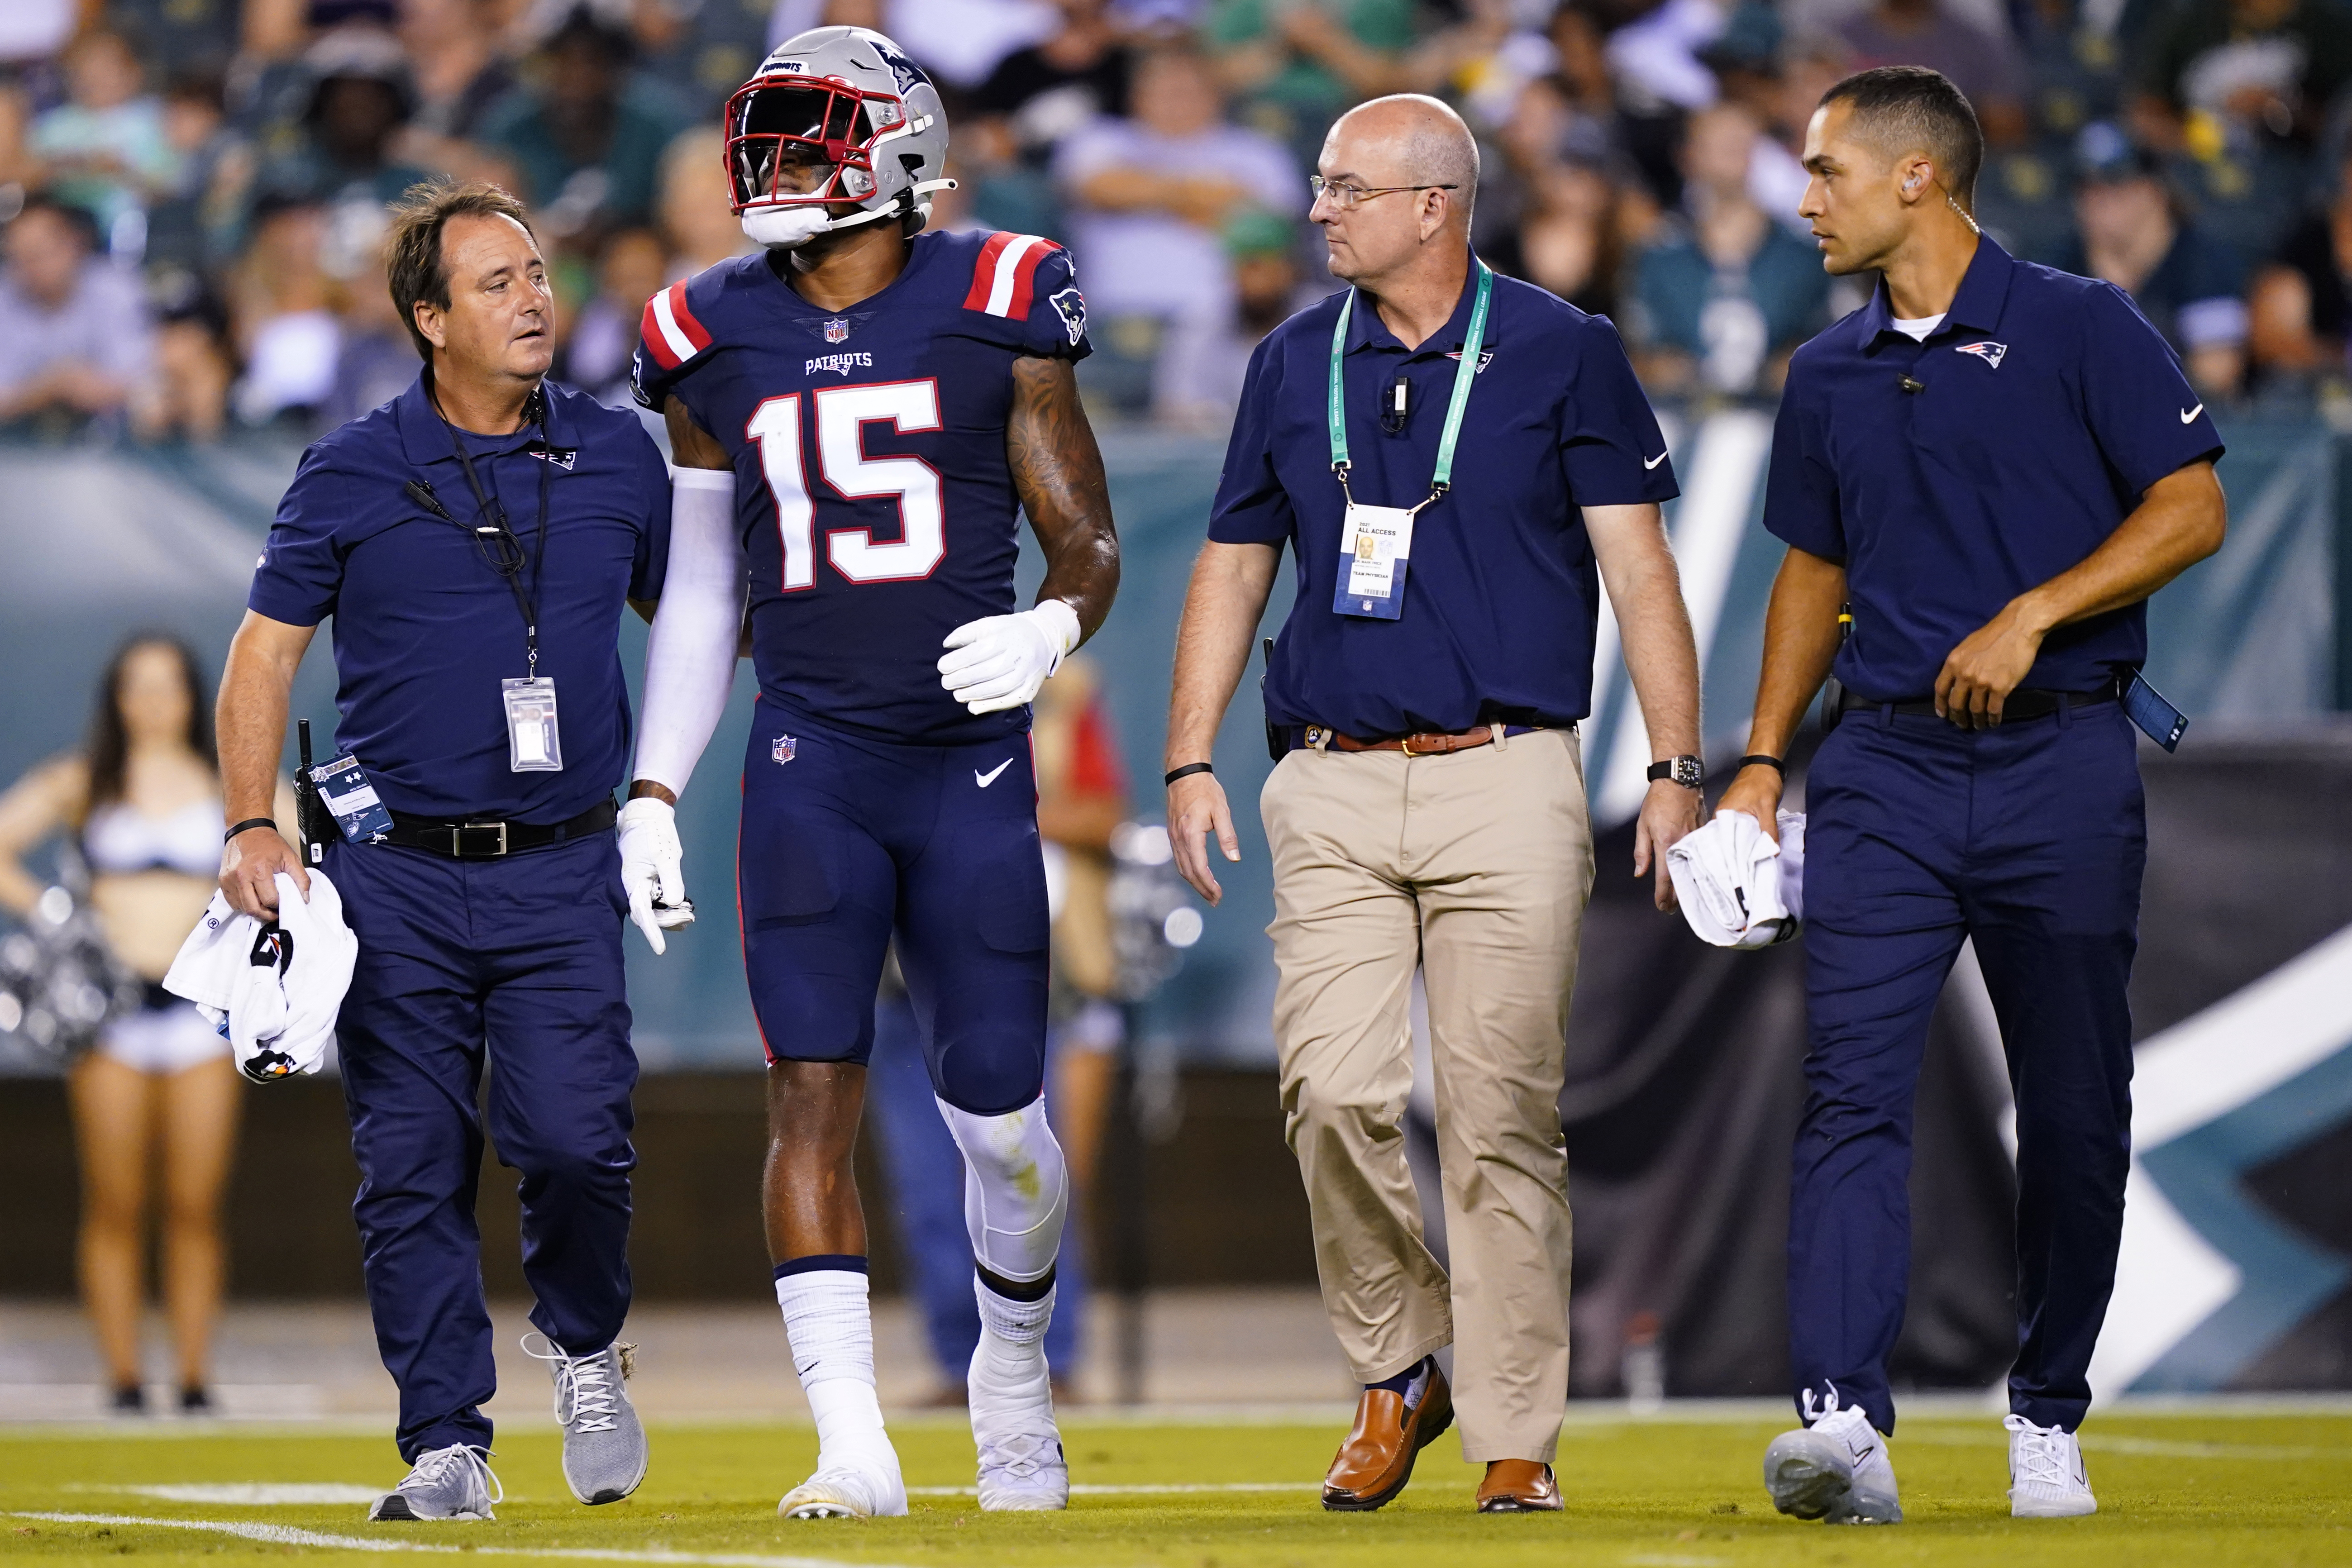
[2006, 1413, 2097, 1518]
[968, 1330, 1069, 1511]
[1764, 1395, 1901, 1524]
[778, 1444, 907, 1520]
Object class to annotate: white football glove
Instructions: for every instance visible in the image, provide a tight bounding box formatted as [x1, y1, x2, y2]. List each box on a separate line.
[616, 796, 694, 955]
[937, 599, 1081, 715]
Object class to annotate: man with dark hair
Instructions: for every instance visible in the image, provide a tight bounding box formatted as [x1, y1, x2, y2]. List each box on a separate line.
[215, 179, 670, 1521]
[1720, 66, 2228, 1524]
[0, 194, 151, 431]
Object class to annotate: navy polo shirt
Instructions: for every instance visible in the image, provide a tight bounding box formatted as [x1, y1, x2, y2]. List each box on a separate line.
[1764, 236, 2224, 701]
[1208, 258, 1679, 738]
[249, 374, 672, 821]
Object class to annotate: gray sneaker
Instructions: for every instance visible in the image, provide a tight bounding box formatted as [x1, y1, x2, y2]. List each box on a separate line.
[524, 1334, 648, 1505]
[368, 1444, 500, 1521]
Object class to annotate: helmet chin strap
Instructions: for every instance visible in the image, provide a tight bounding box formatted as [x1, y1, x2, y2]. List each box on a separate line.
[741, 177, 960, 251]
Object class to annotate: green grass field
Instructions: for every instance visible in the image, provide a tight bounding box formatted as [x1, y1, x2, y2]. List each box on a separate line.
[3, 1411, 2348, 1567]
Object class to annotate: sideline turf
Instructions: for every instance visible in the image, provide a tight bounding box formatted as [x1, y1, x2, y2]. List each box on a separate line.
[3, 1413, 2348, 1567]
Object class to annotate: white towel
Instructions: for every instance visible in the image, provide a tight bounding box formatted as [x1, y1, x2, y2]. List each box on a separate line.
[162, 871, 357, 1082]
[1667, 810, 1808, 950]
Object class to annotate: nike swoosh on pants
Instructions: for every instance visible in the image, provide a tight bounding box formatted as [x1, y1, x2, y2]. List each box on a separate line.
[975, 760, 1012, 787]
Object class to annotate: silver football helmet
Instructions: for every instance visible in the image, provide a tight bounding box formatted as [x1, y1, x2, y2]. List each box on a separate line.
[724, 27, 955, 250]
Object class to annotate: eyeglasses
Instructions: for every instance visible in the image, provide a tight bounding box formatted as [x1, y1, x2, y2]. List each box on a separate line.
[1308, 176, 1461, 211]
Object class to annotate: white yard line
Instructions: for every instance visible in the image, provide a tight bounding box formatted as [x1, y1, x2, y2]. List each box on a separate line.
[905, 1483, 1318, 1496]
[8, 1513, 922, 1568]
[75, 1484, 387, 1505]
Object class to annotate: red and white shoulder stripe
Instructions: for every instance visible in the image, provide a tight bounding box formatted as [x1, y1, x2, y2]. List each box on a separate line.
[962, 232, 1062, 320]
[639, 279, 713, 372]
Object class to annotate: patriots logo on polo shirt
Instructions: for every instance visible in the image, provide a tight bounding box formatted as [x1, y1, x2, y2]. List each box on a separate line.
[1954, 341, 2008, 369]
[1444, 348, 1496, 372]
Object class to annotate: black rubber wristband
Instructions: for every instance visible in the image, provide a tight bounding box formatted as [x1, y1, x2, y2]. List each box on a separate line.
[1736, 755, 1787, 776]
[1163, 762, 1216, 786]
[224, 817, 278, 844]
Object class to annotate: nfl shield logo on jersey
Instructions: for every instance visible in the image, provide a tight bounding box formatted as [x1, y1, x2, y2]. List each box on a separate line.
[773, 734, 797, 765]
[823, 318, 849, 344]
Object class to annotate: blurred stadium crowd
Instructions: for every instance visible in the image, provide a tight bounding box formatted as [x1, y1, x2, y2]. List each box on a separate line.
[7, 0, 2352, 441]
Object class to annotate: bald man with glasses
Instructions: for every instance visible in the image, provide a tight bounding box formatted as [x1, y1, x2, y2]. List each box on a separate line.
[1165, 95, 1702, 1514]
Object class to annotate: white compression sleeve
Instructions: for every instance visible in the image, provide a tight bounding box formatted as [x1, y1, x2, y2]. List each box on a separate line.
[631, 467, 744, 799]
[937, 1095, 1068, 1284]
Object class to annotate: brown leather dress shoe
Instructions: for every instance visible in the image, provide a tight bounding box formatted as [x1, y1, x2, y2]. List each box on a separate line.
[1476, 1459, 1562, 1513]
[1321, 1361, 1455, 1511]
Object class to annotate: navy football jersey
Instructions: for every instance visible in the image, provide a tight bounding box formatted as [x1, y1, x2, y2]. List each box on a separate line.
[634, 229, 1090, 746]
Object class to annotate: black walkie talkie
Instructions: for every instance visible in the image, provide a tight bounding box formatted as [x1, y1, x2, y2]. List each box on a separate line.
[293, 719, 329, 866]
[1819, 602, 1853, 734]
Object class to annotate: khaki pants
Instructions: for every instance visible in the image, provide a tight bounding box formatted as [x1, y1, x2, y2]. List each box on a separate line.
[1259, 726, 1593, 1463]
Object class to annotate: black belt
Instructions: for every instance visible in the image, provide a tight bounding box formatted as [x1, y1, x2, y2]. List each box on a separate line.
[1839, 677, 2120, 722]
[383, 798, 616, 859]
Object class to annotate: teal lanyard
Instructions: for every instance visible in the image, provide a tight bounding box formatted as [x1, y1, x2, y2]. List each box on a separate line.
[1327, 259, 1492, 506]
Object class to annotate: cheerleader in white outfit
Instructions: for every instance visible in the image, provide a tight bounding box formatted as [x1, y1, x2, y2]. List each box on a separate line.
[0, 636, 293, 1414]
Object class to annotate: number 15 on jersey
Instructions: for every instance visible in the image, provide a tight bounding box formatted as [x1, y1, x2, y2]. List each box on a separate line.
[746, 381, 946, 589]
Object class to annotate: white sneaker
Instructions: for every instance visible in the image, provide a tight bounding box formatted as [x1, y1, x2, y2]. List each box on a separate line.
[968, 1328, 1068, 1511]
[368, 1444, 501, 1521]
[1763, 1395, 1901, 1524]
[2007, 1414, 2097, 1517]
[778, 1442, 908, 1520]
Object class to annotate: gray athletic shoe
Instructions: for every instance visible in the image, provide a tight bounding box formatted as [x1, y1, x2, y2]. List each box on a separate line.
[524, 1334, 648, 1505]
[1765, 1401, 1902, 1524]
[368, 1444, 500, 1521]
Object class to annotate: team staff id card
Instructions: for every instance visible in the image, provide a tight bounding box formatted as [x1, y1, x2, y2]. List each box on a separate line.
[1335, 501, 1415, 619]
[502, 677, 564, 772]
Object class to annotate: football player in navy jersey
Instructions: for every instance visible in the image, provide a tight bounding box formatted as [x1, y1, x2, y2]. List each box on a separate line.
[619, 26, 1118, 1520]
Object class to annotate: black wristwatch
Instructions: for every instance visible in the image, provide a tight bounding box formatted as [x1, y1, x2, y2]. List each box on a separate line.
[1646, 755, 1704, 790]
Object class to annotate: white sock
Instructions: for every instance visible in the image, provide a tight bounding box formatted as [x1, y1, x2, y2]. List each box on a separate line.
[774, 1267, 888, 1463]
[972, 1277, 1055, 1390]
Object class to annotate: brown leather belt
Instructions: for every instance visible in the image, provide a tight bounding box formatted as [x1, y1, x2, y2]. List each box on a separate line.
[1302, 723, 1527, 756]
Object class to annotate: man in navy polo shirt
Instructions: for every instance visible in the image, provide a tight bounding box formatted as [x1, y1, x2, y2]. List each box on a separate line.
[215, 182, 671, 1520]
[1164, 94, 1703, 1515]
[1718, 68, 2227, 1524]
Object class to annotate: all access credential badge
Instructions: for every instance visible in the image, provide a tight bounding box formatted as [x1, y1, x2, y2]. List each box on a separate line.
[1331, 501, 1413, 620]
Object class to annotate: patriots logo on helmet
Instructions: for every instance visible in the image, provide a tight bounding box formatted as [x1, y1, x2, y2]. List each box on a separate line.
[869, 37, 929, 94]
[1955, 340, 2007, 369]
[824, 317, 849, 343]
[773, 734, 797, 764]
